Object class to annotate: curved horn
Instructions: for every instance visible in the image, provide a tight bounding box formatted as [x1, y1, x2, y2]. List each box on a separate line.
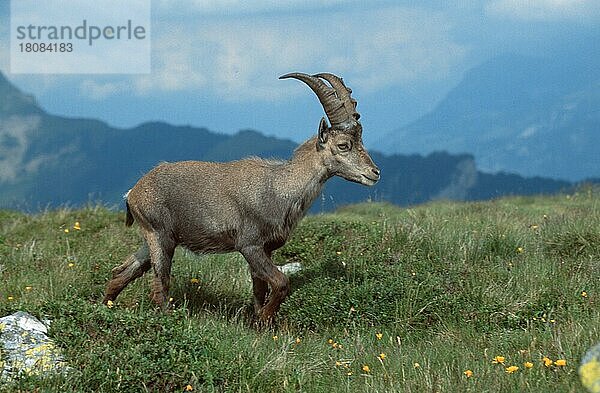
[279, 72, 351, 128]
[313, 73, 360, 121]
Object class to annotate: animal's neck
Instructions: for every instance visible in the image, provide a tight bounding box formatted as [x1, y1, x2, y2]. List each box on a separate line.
[276, 136, 330, 220]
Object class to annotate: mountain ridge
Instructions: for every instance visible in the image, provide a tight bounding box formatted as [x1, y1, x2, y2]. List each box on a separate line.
[0, 71, 578, 212]
[381, 53, 600, 181]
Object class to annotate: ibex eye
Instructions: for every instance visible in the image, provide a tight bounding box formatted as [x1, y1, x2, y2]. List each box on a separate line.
[337, 142, 351, 151]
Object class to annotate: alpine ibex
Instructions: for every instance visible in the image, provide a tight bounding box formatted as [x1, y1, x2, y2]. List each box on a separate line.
[103, 72, 380, 322]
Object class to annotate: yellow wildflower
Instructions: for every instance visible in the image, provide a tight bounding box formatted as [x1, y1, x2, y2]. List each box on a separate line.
[106, 300, 114, 308]
[582, 291, 588, 298]
[362, 365, 370, 373]
[413, 362, 420, 369]
[73, 222, 81, 230]
[25, 286, 33, 291]
[463, 369, 473, 378]
[505, 365, 519, 374]
[335, 361, 342, 366]
[64, 228, 69, 233]
[190, 278, 199, 284]
[492, 356, 505, 364]
[328, 339, 334, 344]
[7, 296, 14, 301]
[336, 251, 342, 255]
[516, 247, 524, 253]
[378, 353, 386, 361]
[185, 384, 193, 391]
[555, 359, 567, 367]
[295, 337, 301, 344]
[524, 362, 534, 369]
[543, 357, 553, 367]
[375, 332, 383, 340]
[68, 263, 75, 268]
[272, 335, 278, 341]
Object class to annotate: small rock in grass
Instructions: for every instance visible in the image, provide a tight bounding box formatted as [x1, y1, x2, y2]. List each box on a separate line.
[0, 311, 69, 382]
[277, 262, 303, 275]
[580, 342, 600, 393]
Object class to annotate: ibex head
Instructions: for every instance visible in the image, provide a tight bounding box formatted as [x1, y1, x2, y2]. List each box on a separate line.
[280, 72, 380, 186]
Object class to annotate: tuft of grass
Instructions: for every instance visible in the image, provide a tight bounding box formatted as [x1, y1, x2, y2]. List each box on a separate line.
[0, 191, 598, 392]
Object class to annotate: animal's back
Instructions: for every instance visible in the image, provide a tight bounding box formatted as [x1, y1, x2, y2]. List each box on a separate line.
[125, 159, 283, 253]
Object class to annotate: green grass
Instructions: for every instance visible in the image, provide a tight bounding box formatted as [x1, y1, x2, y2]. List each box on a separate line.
[0, 189, 599, 392]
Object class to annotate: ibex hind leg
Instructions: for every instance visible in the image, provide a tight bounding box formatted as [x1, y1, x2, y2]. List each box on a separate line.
[103, 242, 151, 304]
[145, 231, 176, 309]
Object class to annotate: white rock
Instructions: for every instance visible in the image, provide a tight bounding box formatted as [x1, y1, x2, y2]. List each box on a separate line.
[0, 311, 68, 382]
[580, 342, 600, 393]
[0, 311, 48, 334]
[278, 262, 303, 275]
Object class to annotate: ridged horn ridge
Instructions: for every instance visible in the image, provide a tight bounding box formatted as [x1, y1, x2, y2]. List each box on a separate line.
[313, 73, 360, 121]
[279, 72, 360, 130]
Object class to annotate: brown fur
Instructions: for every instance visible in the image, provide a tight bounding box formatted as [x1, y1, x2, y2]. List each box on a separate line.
[103, 81, 380, 324]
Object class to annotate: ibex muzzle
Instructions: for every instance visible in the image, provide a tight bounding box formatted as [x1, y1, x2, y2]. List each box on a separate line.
[103, 72, 379, 324]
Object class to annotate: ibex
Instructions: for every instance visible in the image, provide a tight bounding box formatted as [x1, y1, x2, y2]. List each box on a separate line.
[103, 72, 380, 323]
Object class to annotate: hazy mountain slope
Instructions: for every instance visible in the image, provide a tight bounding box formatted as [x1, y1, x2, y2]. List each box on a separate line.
[382, 53, 600, 181]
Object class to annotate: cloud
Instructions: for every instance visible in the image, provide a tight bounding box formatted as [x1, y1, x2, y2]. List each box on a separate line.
[0, 18, 67, 96]
[486, 0, 600, 22]
[154, 0, 360, 16]
[0, 115, 76, 183]
[1, 3, 467, 104]
[0, 23, 8, 71]
[0, 115, 40, 182]
[80, 80, 128, 100]
[133, 5, 467, 101]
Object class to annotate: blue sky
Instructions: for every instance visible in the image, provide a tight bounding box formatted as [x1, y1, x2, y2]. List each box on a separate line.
[1, 0, 599, 147]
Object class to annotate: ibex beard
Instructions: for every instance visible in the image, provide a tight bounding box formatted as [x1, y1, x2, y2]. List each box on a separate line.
[103, 73, 380, 324]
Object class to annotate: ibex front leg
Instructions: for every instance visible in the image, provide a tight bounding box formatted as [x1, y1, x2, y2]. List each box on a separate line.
[251, 275, 269, 315]
[241, 246, 289, 323]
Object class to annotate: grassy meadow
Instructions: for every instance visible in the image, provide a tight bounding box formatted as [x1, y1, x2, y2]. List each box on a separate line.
[0, 189, 599, 392]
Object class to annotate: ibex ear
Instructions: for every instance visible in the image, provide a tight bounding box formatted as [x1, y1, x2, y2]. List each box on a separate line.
[317, 117, 329, 150]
